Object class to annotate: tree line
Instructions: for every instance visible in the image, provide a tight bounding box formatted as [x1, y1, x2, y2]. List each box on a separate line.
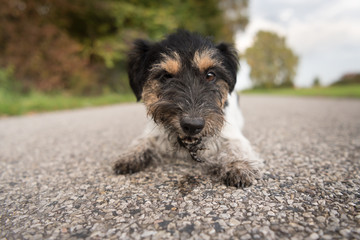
[0, 0, 249, 95]
[1, 0, 301, 95]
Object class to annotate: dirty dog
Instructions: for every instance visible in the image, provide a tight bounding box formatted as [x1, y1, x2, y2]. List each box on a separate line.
[113, 30, 263, 188]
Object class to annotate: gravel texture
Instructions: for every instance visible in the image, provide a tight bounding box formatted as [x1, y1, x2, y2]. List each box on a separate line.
[0, 96, 359, 240]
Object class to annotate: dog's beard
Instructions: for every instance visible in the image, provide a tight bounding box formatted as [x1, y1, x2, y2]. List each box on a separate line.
[177, 136, 205, 163]
[178, 136, 201, 146]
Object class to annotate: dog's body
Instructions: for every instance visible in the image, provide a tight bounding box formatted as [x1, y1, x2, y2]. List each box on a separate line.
[114, 30, 263, 188]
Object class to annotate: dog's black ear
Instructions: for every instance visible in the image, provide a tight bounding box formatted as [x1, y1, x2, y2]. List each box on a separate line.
[127, 39, 152, 101]
[216, 43, 239, 92]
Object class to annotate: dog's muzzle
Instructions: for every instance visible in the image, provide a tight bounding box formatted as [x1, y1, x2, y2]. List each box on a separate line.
[177, 136, 205, 163]
[180, 117, 205, 136]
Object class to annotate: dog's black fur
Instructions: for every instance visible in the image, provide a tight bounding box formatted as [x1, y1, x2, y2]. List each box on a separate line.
[113, 30, 262, 188]
[128, 30, 239, 149]
[128, 30, 238, 101]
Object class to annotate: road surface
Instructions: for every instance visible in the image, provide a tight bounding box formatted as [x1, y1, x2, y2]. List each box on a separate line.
[1, 96, 359, 239]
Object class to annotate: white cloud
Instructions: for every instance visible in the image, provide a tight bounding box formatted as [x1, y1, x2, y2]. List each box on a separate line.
[235, 18, 286, 53]
[236, 61, 252, 90]
[236, 0, 360, 88]
[279, 8, 294, 22]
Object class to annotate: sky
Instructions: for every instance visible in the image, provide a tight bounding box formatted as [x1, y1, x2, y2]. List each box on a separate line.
[235, 0, 360, 89]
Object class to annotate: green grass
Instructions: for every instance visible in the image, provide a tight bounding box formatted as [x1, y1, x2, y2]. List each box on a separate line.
[241, 84, 360, 98]
[0, 91, 136, 116]
[2, 84, 359, 117]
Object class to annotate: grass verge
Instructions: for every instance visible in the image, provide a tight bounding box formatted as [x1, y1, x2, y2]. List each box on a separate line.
[241, 84, 360, 98]
[0, 91, 136, 116]
[2, 85, 359, 117]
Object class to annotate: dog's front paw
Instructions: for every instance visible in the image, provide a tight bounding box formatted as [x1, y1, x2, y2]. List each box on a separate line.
[222, 162, 258, 188]
[113, 149, 154, 174]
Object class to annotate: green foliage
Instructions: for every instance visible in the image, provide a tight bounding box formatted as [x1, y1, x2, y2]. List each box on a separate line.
[244, 31, 299, 89]
[0, 67, 17, 93]
[0, 91, 136, 116]
[0, 0, 249, 95]
[241, 85, 360, 98]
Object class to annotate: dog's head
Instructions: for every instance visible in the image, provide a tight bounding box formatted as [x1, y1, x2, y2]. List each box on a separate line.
[127, 30, 239, 146]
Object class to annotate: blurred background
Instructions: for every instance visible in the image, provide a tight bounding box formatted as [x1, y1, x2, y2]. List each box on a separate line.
[1, 0, 359, 116]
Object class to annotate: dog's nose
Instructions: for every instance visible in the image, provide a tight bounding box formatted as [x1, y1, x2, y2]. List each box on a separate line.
[180, 117, 205, 135]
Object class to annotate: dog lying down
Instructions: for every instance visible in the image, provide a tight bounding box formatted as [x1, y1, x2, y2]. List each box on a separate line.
[113, 30, 263, 188]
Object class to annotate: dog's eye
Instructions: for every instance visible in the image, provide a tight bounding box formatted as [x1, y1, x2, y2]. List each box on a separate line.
[206, 72, 216, 82]
[160, 73, 173, 82]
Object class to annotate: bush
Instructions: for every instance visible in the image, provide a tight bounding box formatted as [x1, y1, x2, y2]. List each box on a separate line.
[332, 73, 360, 86]
[0, 66, 21, 94]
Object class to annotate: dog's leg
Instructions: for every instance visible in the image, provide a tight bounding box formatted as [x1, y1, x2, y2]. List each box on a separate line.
[113, 137, 157, 174]
[206, 137, 263, 188]
[205, 93, 263, 188]
[113, 122, 161, 174]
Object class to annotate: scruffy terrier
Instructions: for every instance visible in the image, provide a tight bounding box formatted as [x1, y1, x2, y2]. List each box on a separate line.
[113, 30, 263, 188]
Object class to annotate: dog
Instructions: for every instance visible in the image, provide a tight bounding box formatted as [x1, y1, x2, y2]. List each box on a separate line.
[113, 30, 263, 188]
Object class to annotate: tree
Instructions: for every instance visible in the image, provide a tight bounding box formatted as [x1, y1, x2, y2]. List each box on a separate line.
[244, 31, 299, 88]
[0, 0, 250, 95]
[312, 76, 321, 87]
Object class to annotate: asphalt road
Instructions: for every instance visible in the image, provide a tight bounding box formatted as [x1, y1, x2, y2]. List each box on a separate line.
[1, 96, 359, 240]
